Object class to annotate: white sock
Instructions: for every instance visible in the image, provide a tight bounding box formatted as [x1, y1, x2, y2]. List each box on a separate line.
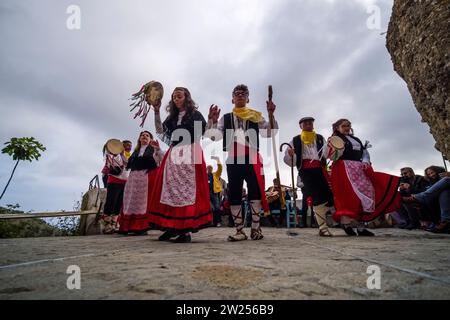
[250, 200, 262, 230]
[313, 203, 329, 231]
[231, 205, 244, 232]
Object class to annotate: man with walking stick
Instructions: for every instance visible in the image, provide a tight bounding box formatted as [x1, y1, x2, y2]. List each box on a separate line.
[283, 117, 334, 236]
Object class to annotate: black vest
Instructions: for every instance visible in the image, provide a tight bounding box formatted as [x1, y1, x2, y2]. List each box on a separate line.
[163, 110, 206, 147]
[292, 134, 326, 169]
[222, 113, 260, 152]
[126, 146, 157, 172]
[336, 133, 365, 161]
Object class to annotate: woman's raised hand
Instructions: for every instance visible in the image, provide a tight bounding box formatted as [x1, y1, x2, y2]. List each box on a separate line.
[152, 99, 161, 113]
[208, 104, 221, 123]
[150, 139, 160, 150]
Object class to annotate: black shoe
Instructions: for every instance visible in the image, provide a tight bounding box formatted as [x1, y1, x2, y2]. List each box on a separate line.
[158, 230, 176, 241]
[174, 234, 192, 243]
[357, 229, 375, 236]
[430, 221, 450, 234]
[405, 223, 419, 230]
[343, 226, 357, 236]
[133, 230, 148, 236]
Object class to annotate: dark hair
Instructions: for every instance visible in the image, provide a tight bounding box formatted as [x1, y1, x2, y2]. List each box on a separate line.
[424, 165, 445, 178]
[332, 118, 354, 136]
[400, 167, 414, 174]
[165, 87, 197, 123]
[134, 130, 153, 153]
[232, 84, 249, 95]
[122, 140, 132, 144]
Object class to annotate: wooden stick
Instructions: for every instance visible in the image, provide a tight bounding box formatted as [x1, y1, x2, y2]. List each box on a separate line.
[268, 85, 285, 210]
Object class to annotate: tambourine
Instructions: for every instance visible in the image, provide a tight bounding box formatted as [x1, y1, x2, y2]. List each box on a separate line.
[130, 81, 165, 127]
[144, 81, 164, 106]
[105, 139, 124, 155]
[326, 136, 345, 160]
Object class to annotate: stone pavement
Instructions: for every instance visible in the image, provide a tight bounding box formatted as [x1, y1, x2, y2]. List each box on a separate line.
[0, 227, 449, 299]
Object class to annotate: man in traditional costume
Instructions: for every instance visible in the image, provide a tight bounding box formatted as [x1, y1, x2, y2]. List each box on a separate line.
[283, 117, 334, 236]
[207, 84, 277, 241]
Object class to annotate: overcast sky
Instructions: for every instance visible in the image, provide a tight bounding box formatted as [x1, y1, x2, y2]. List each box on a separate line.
[0, 0, 444, 212]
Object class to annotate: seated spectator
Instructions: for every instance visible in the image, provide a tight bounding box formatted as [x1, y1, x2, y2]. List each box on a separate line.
[409, 167, 450, 233]
[397, 167, 429, 230]
[266, 178, 291, 227]
[424, 166, 446, 228]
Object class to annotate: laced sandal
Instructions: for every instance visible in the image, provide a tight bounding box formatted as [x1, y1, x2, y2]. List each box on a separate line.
[319, 228, 333, 237]
[250, 228, 264, 240]
[227, 230, 248, 242]
[103, 225, 114, 234]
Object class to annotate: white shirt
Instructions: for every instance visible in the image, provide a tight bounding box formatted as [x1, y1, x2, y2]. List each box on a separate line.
[283, 138, 327, 167]
[177, 111, 186, 125]
[138, 144, 164, 166]
[138, 145, 147, 156]
[205, 112, 279, 144]
[346, 135, 371, 163]
[107, 153, 129, 180]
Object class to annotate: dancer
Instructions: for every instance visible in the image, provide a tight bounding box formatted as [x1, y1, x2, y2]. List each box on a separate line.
[207, 84, 277, 241]
[102, 145, 129, 234]
[148, 87, 212, 243]
[122, 140, 133, 160]
[328, 119, 401, 236]
[118, 131, 163, 235]
[283, 117, 334, 236]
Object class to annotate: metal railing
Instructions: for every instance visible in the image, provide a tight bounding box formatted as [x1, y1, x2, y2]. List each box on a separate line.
[0, 175, 103, 220]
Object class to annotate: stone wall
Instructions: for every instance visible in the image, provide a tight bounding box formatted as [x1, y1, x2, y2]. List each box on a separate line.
[386, 0, 450, 160]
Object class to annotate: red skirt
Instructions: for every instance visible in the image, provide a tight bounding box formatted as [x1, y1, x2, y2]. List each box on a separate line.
[148, 143, 212, 233]
[331, 160, 401, 222]
[118, 169, 158, 233]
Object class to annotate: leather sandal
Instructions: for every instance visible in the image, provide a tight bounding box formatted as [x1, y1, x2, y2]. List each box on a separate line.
[250, 228, 264, 240]
[319, 228, 333, 237]
[227, 230, 248, 242]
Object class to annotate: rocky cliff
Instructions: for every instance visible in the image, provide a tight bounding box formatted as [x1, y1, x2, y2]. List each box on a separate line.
[386, 0, 450, 160]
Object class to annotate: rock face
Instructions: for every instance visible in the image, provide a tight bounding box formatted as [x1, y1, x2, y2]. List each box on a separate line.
[386, 0, 450, 160]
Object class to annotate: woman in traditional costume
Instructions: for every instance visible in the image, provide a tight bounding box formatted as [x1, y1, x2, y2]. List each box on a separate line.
[102, 146, 129, 234]
[329, 119, 401, 236]
[147, 87, 212, 243]
[118, 131, 163, 235]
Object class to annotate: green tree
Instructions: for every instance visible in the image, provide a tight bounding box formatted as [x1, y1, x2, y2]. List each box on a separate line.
[1, 137, 46, 200]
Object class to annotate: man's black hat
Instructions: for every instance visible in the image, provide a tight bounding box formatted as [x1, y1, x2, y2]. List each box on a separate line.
[299, 117, 315, 124]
